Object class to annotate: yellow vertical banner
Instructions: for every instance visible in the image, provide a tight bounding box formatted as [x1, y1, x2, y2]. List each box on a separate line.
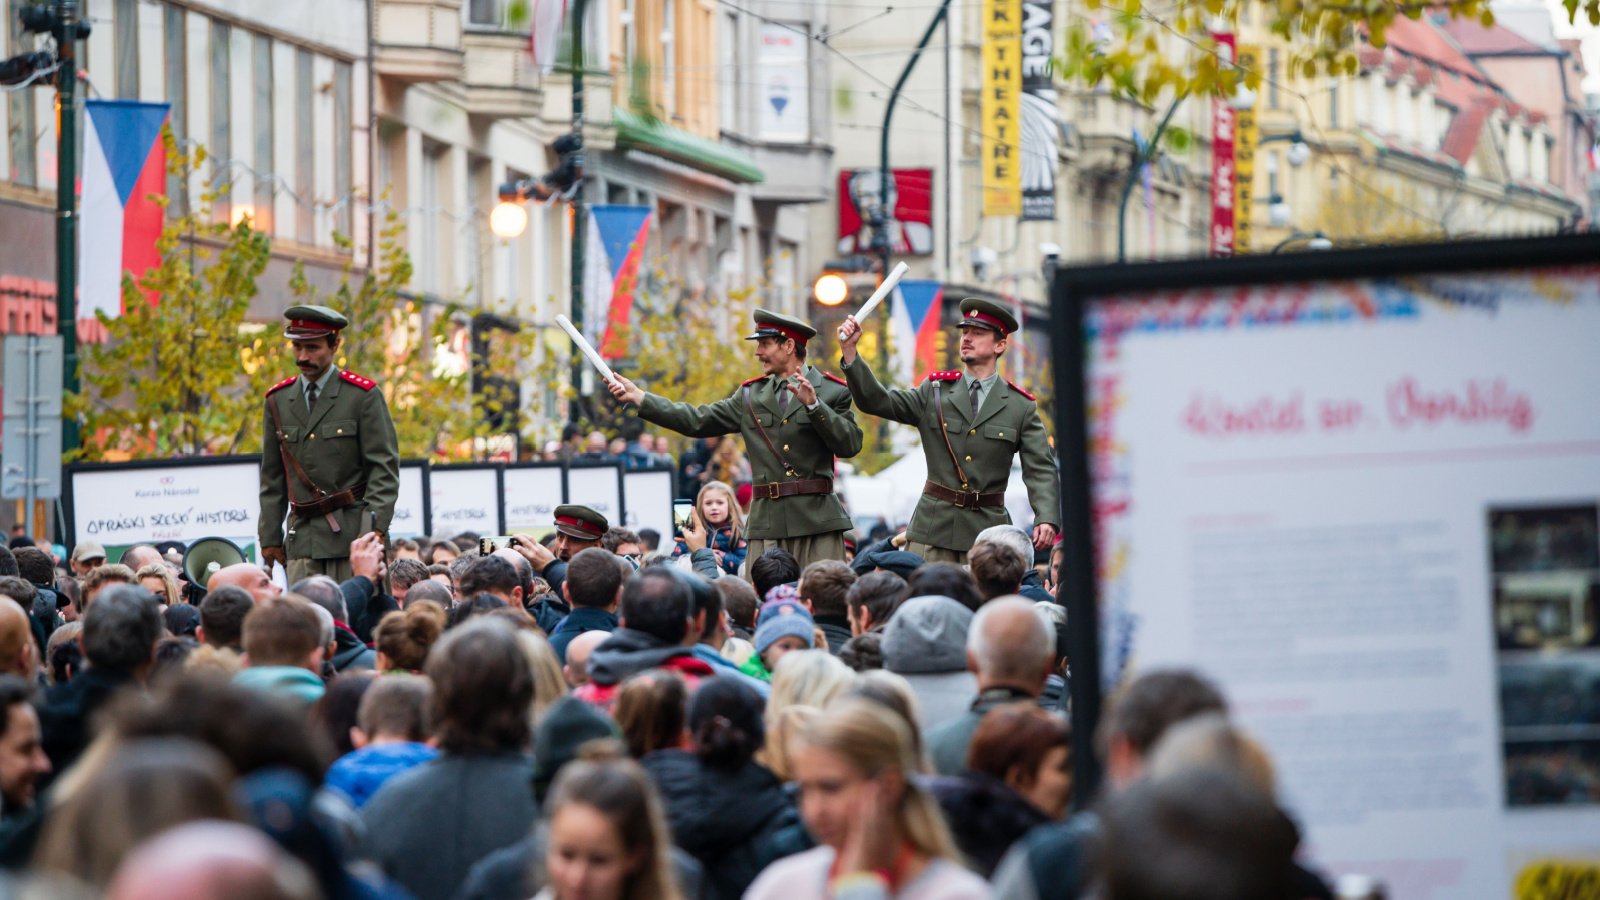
[1233, 44, 1260, 254]
[981, 0, 1023, 217]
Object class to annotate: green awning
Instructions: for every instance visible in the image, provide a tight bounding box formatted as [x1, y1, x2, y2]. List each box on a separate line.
[612, 107, 765, 185]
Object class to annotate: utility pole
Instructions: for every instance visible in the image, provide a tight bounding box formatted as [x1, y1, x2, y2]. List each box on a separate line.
[875, 0, 951, 275]
[52, 0, 83, 452]
[568, 0, 588, 424]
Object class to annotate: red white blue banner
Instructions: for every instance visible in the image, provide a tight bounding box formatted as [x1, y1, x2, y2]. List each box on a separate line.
[78, 100, 169, 338]
[892, 279, 945, 385]
[583, 204, 653, 360]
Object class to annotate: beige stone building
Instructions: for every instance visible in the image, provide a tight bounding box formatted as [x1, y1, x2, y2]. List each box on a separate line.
[1240, 12, 1582, 249]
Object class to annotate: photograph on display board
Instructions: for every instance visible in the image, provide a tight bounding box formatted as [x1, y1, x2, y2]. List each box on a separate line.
[1491, 503, 1600, 809]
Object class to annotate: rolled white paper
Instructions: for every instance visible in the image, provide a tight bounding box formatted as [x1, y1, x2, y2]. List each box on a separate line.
[555, 314, 618, 386]
[853, 261, 910, 323]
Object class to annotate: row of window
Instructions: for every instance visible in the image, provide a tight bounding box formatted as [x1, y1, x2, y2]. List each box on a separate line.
[3, 0, 354, 248]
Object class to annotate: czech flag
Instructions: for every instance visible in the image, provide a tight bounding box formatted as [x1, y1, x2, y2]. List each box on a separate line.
[892, 279, 945, 384]
[78, 100, 169, 340]
[581, 204, 653, 360]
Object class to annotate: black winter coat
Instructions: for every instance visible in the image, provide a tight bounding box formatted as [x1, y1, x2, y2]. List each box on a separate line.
[640, 749, 799, 900]
[926, 771, 1051, 877]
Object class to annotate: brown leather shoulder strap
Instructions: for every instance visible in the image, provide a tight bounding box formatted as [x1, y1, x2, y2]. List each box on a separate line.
[744, 384, 797, 477]
[266, 393, 327, 503]
[932, 381, 969, 487]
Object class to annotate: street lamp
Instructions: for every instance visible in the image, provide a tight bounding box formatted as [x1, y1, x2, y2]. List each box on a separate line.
[489, 201, 528, 239]
[1266, 193, 1292, 228]
[1271, 230, 1333, 253]
[813, 273, 850, 307]
[875, 0, 954, 275]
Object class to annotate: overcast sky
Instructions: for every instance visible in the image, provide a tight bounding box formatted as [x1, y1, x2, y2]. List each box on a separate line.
[1540, 0, 1600, 94]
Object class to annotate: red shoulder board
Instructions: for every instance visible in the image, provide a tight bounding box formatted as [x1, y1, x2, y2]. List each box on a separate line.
[1006, 379, 1035, 402]
[741, 376, 766, 387]
[339, 370, 377, 391]
[265, 376, 297, 398]
[823, 372, 847, 386]
[926, 371, 962, 383]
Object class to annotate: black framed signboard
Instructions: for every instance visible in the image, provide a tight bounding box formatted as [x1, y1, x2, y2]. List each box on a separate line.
[1053, 233, 1600, 898]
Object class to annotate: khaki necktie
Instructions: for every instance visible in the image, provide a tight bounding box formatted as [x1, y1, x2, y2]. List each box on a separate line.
[307, 382, 320, 412]
[969, 380, 982, 419]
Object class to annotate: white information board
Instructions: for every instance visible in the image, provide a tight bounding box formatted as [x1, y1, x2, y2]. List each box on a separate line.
[1083, 263, 1600, 898]
[566, 464, 623, 530]
[69, 459, 262, 560]
[623, 468, 674, 538]
[391, 463, 428, 538]
[502, 465, 565, 535]
[428, 467, 501, 536]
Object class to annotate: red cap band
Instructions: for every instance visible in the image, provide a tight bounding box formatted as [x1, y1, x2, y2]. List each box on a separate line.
[555, 514, 603, 538]
[287, 319, 338, 334]
[960, 309, 1009, 334]
[772, 324, 808, 345]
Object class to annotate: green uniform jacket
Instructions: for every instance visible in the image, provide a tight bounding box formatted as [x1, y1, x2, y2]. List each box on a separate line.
[634, 365, 863, 540]
[842, 355, 1060, 552]
[259, 370, 401, 560]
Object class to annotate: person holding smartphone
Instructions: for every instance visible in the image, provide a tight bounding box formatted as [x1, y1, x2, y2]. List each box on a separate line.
[607, 309, 862, 571]
[671, 482, 747, 575]
[510, 505, 608, 602]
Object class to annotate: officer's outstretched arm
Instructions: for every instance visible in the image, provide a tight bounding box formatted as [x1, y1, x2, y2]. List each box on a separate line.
[637, 390, 743, 438]
[840, 355, 922, 425]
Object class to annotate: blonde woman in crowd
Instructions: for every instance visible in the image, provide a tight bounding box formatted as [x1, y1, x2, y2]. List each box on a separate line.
[745, 698, 989, 899]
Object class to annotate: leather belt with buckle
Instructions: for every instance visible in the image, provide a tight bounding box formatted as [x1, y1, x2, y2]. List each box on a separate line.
[750, 478, 834, 500]
[923, 480, 1005, 510]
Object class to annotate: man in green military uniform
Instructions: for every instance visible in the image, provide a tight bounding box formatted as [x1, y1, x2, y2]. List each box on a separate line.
[606, 309, 863, 571]
[259, 305, 401, 582]
[837, 297, 1059, 563]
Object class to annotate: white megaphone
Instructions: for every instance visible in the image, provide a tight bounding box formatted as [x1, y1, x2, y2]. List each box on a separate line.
[182, 536, 247, 585]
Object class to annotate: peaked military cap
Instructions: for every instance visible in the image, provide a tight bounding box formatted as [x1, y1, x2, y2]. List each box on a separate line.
[957, 297, 1019, 336]
[283, 305, 350, 341]
[553, 504, 609, 541]
[744, 308, 818, 345]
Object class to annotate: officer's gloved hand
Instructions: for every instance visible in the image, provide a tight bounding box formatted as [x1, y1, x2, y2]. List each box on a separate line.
[261, 546, 287, 572]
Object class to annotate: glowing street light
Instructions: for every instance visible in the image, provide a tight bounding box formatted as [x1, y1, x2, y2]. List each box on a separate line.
[490, 201, 529, 239]
[814, 273, 850, 306]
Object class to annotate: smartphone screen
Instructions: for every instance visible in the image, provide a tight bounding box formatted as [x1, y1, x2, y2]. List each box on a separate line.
[479, 535, 518, 555]
[673, 500, 696, 538]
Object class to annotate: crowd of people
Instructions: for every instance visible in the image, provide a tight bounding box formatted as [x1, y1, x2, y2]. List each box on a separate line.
[0, 524, 1340, 900]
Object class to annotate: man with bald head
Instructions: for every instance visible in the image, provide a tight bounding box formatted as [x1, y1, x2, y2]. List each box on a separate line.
[118, 544, 163, 572]
[206, 563, 282, 603]
[925, 595, 1057, 775]
[562, 629, 611, 688]
[0, 587, 36, 679]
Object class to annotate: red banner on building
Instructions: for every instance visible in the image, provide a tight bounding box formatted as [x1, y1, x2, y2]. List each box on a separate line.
[1209, 32, 1237, 257]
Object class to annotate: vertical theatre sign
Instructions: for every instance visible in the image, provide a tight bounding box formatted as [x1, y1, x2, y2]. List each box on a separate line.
[1020, 0, 1057, 221]
[982, 0, 1023, 217]
[1209, 32, 1237, 257]
[1233, 44, 1261, 254]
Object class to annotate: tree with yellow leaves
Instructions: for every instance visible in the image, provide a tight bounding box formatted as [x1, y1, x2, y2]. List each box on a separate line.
[1064, 0, 1596, 104]
[69, 134, 271, 460]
